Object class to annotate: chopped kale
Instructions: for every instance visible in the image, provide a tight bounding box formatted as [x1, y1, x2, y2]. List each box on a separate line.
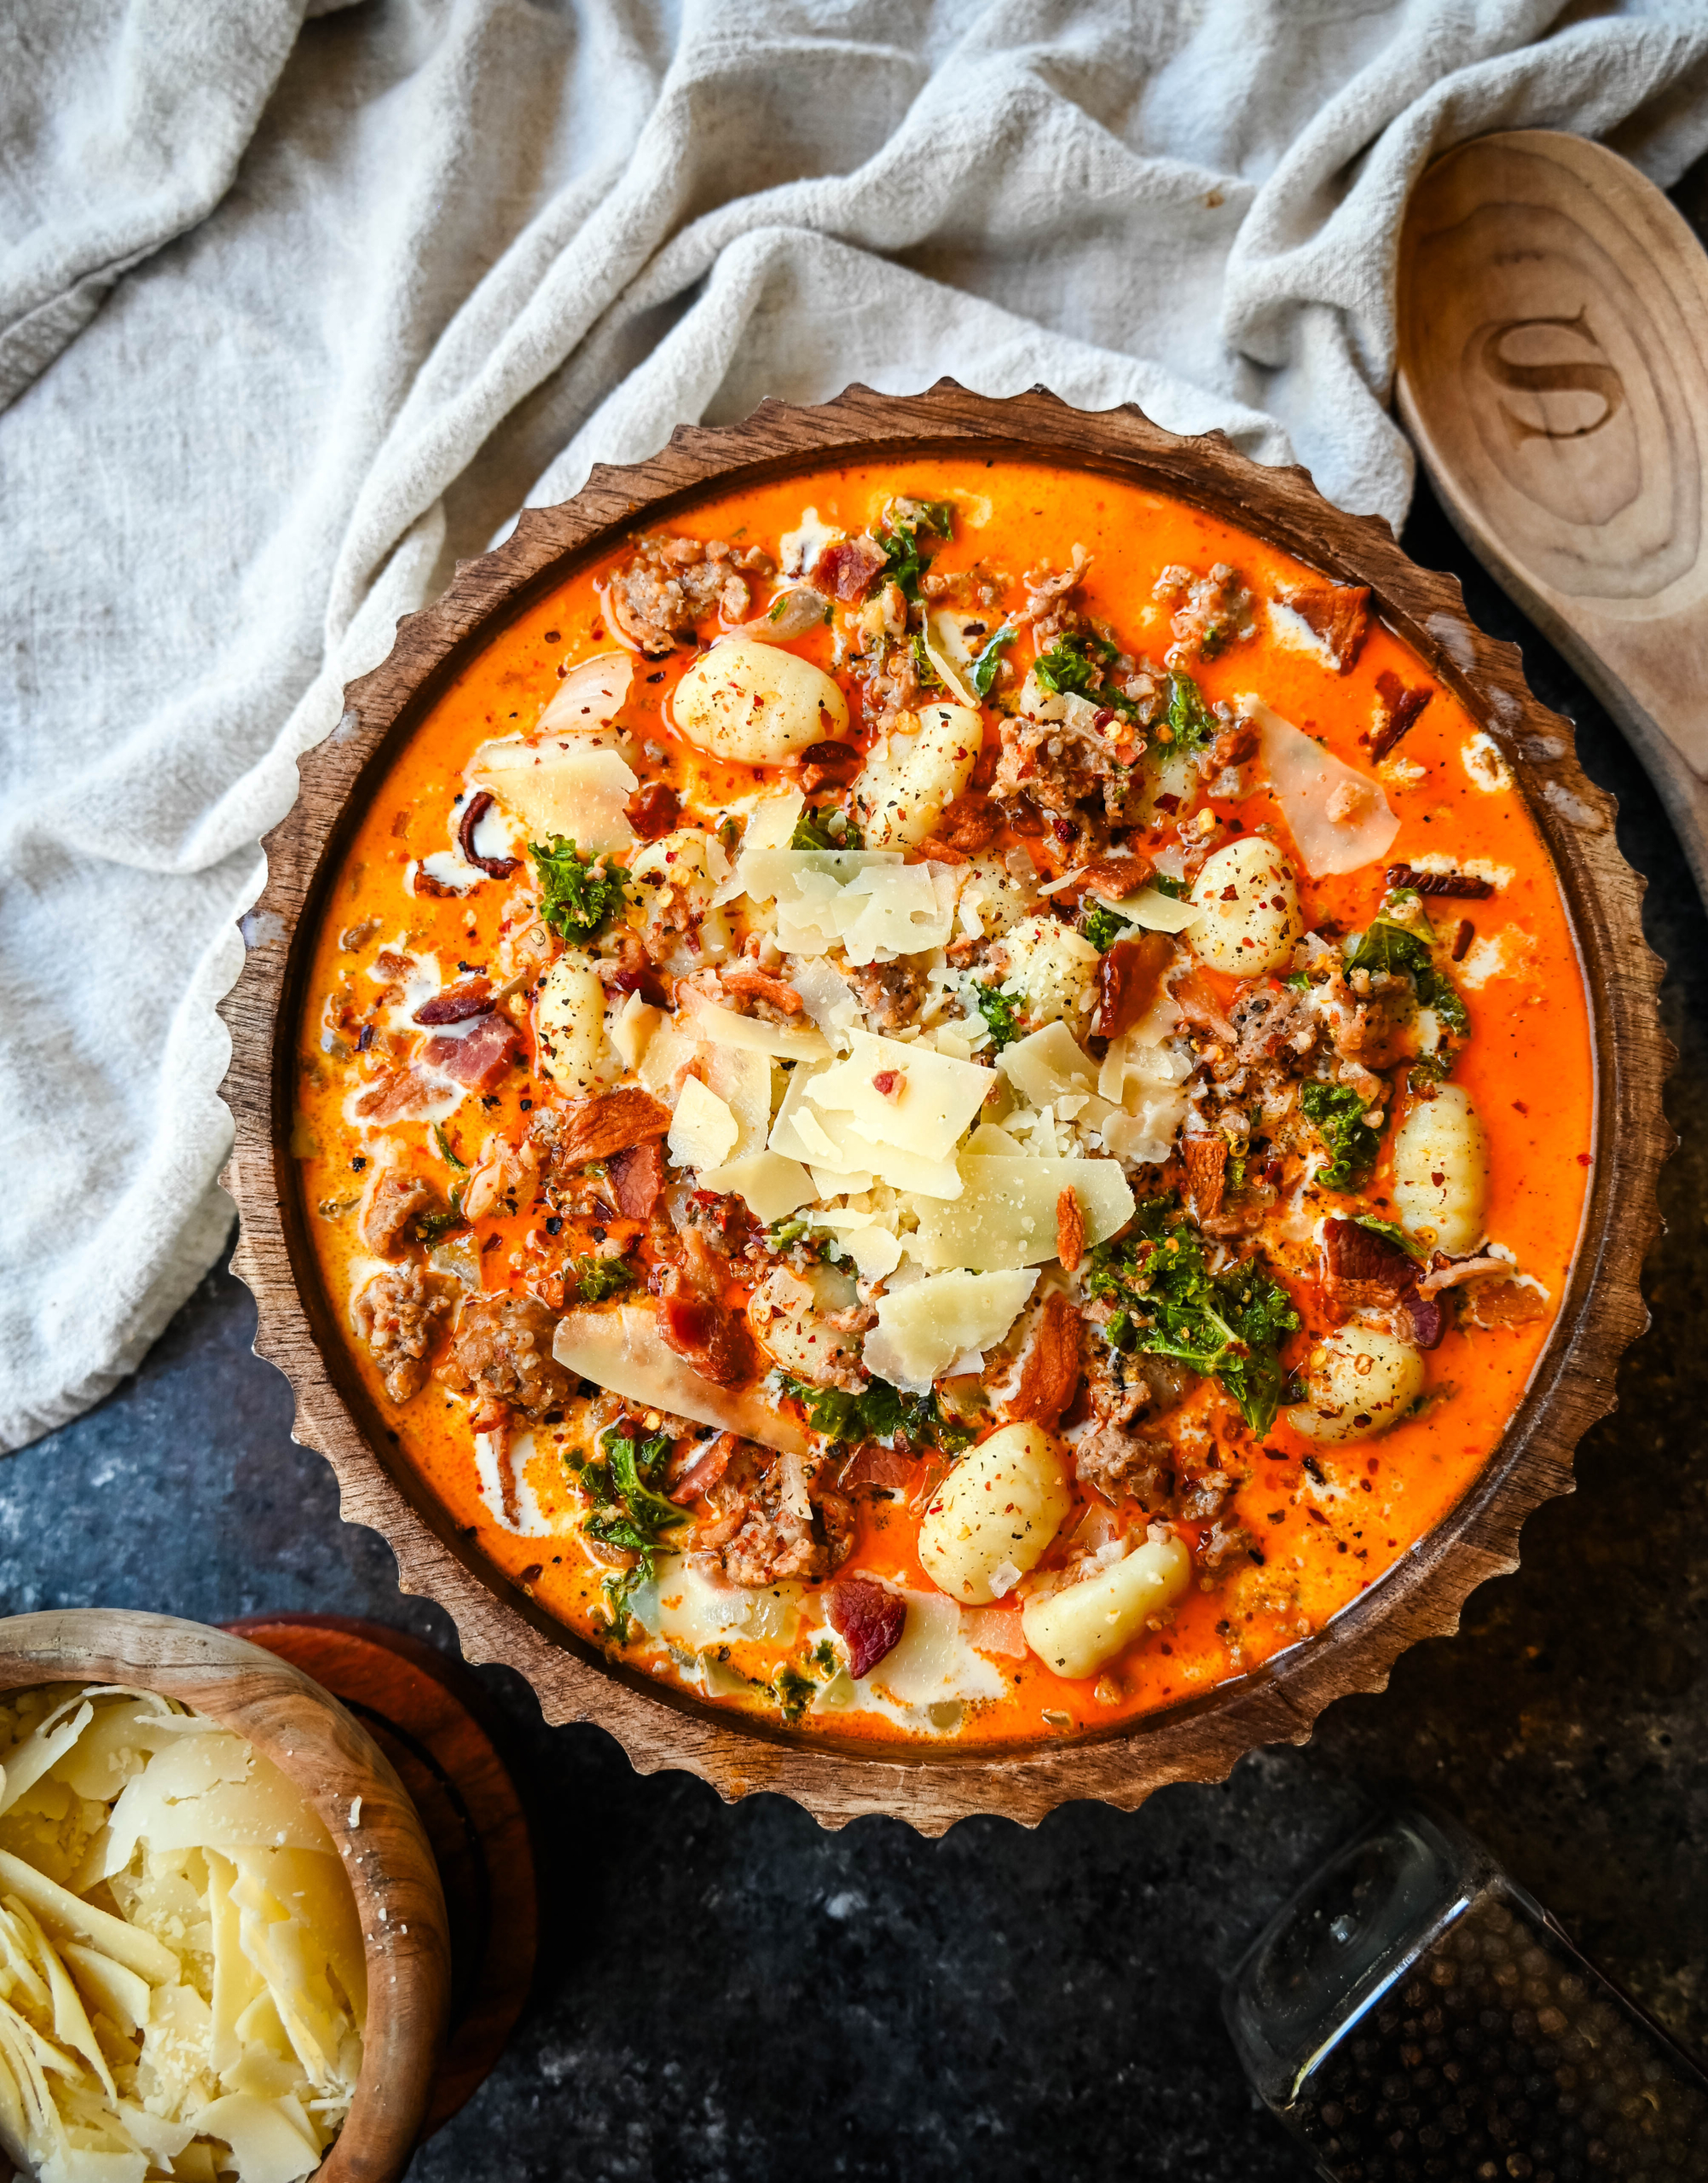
[1085, 1203, 1300, 1435]
[767, 1215, 810, 1248]
[1344, 912, 1472, 1041]
[1300, 1080, 1383, 1192]
[779, 1375, 971, 1456]
[773, 1664, 818, 1723]
[1150, 872, 1187, 900]
[1033, 633, 1140, 721]
[1161, 671, 1219, 753]
[790, 804, 860, 852]
[971, 625, 1016, 697]
[432, 1124, 466, 1170]
[971, 981, 1022, 1049]
[576, 1425, 688, 1642]
[875, 503, 952, 601]
[569, 1253, 635, 1305]
[1355, 1214, 1421, 1260]
[528, 836, 630, 944]
[1082, 900, 1133, 953]
[412, 1187, 465, 1246]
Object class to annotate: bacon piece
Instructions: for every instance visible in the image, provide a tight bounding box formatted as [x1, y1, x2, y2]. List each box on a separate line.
[605, 1139, 666, 1222]
[1181, 1136, 1228, 1225]
[551, 1086, 672, 1166]
[1322, 1215, 1442, 1350]
[624, 781, 682, 841]
[456, 790, 518, 880]
[1006, 1294, 1083, 1431]
[1368, 670, 1433, 759]
[657, 1288, 756, 1385]
[720, 964, 802, 1015]
[1460, 1278, 1548, 1331]
[1056, 1189, 1086, 1274]
[414, 976, 493, 1025]
[670, 1432, 738, 1501]
[1384, 862, 1495, 900]
[413, 870, 470, 900]
[1282, 583, 1370, 672]
[813, 535, 888, 602]
[825, 1576, 906, 1678]
[798, 739, 859, 771]
[1053, 852, 1155, 907]
[353, 1068, 444, 1122]
[422, 1013, 519, 1091]
[1094, 930, 1174, 1039]
[839, 1445, 919, 1492]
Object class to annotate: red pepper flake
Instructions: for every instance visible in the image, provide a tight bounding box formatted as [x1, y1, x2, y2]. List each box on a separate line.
[1155, 791, 1181, 814]
[1512, 1100, 1528, 1115]
[871, 1070, 904, 1099]
[1451, 918, 1474, 961]
[1577, 1152, 1593, 1166]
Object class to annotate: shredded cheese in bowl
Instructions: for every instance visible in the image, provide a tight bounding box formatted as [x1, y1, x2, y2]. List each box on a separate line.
[0, 1684, 363, 2183]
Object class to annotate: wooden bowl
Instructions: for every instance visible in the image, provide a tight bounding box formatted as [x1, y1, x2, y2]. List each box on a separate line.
[220, 382, 1668, 1834]
[0, 1610, 452, 2182]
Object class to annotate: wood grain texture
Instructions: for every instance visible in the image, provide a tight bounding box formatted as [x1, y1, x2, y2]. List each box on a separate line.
[1397, 129, 1708, 900]
[224, 1614, 535, 2135]
[217, 379, 1670, 1834]
[0, 1611, 451, 2183]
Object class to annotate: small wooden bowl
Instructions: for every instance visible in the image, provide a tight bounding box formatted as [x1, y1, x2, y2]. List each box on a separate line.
[0, 1610, 451, 2183]
[220, 382, 1669, 1835]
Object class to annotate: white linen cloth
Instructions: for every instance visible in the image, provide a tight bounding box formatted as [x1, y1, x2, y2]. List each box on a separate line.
[3, 0, 1706, 1451]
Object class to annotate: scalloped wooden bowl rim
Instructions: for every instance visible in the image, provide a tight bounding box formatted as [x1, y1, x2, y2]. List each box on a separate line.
[0, 1608, 451, 2183]
[217, 380, 1668, 1835]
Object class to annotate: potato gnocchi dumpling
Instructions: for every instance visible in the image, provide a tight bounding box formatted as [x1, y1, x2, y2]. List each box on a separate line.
[300, 453, 1593, 1753]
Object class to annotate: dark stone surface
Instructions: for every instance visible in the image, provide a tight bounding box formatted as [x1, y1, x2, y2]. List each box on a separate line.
[11, 493, 1708, 2183]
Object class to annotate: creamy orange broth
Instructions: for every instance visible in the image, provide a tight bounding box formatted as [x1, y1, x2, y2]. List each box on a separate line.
[293, 457, 1593, 1746]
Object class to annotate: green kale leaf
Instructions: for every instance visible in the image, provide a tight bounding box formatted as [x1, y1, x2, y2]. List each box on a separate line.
[570, 1253, 635, 1305]
[911, 630, 945, 690]
[1149, 872, 1187, 900]
[1344, 915, 1472, 1041]
[875, 504, 952, 601]
[971, 982, 1022, 1050]
[432, 1123, 466, 1170]
[412, 1187, 466, 1247]
[1355, 1215, 1421, 1260]
[528, 836, 630, 944]
[790, 803, 860, 852]
[1081, 900, 1133, 953]
[1300, 1080, 1383, 1192]
[1033, 634, 1140, 721]
[1085, 1206, 1300, 1435]
[773, 1664, 818, 1723]
[779, 1375, 971, 1456]
[971, 625, 1015, 697]
[1161, 672, 1219, 753]
[576, 1425, 688, 1641]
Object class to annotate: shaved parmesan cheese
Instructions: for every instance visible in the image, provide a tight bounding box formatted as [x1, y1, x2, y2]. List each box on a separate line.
[678, 993, 829, 1063]
[1248, 697, 1398, 876]
[0, 1852, 178, 1987]
[912, 1157, 1136, 1271]
[667, 1078, 739, 1171]
[553, 1303, 813, 1454]
[998, 1021, 1098, 1109]
[869, 1595, 1008, 1709]
[702, 1045, 772, 1157]
[842, 1226, 904, 1279]
[695, 1151, 816, 1223]
[768, 1068, 964, 1198]
[608, 990, 663, 1072]
[62, 1943, 150, 2041]
[469, 731, 638, 857]
[788, 956, 860, 1038]
[862, 1269, 1037, 1393]
[805, 1030, 991, 1163]
[640, 1558, 805, 1648]
[189, 2092, 319, 2183]
[736, 848, 958, 964]
[103, 1735, 333, 1873]
[534, 649, 632, 735]
[1110, 887, 1202, 934]
[920, 611, 980, 708]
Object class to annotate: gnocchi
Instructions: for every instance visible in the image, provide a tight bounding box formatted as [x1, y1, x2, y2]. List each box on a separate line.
[1287, 1323, 1424, 1442]
[532, 947, 612, 1093]
[1188, 837, 1303, 975]
[1392, 1084, 1489, 1255]
[851, 703, 982, 846]
[623, 826, 732, 969]
[917, 1422, 1073, 1606]
[747, 1262, 862, 1388]
[1020, 1533, 1192, 1681]
[672, 636, 847, 763]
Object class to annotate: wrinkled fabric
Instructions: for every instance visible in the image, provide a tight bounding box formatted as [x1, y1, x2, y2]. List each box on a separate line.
[3, 0, 1706, 1451]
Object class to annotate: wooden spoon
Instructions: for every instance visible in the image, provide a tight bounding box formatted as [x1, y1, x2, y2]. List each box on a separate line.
[1396, 129, 1708, 894]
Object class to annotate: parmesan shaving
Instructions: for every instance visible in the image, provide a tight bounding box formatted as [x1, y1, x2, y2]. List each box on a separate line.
[553, 1303, 813, 1455]
[468, 730, 639, 858]
[862, 1269, 1037, 1393]
[1247, 696, 1398, 876]
[911, 1157, 1136, 1271]
[677, 994, 829, 1063]
[0, 1685, 364, 2183]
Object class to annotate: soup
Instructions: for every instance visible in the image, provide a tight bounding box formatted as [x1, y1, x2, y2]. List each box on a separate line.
[293, 457, 1592, 1746]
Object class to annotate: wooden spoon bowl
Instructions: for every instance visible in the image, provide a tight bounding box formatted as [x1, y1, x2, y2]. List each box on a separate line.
[0, 1610, 451, 2183]
[220, 381, 1668, 1833]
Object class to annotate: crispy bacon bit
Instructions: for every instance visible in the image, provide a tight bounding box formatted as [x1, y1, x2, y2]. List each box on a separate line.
[606, 1139, 666, 1221]
[1094, 930, 1174, 1039]
[1460, 1278, 1548, 1331]
[352, 1068, 442, 1122]
[1368, 670, 1433, 759]
[813, 534, 889, 602]
[1056, 1189, 1086, 1274]
[1385, 861, 1495, 899]
[1282, 583, 1370, 673]
[720, 964, 803, 1015]
[624, 780, 681, 840]
[456, 790, 518, 880]
[413, 870, 470, 900]
[422, 1013, 520, 1091]
[658, 1288, 755, 1385]
[1181, 1136, 1229, 1225]
[1209, 721, 1259, 770]
[551, 1086, 672, 1166]
[414, 976, 494, 1025]
[1006, 1294, 1083, 1430]
[872, 1069, 904, 1101]
[1053, 852, 1155, 907]
[825, 1576, 906, 1678]
[670, 1432, 738, 1502]
[1451, 918, 1475, 962]
[839, 1445, 918, 1493]
[1322, 1215, 1442, 1350]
